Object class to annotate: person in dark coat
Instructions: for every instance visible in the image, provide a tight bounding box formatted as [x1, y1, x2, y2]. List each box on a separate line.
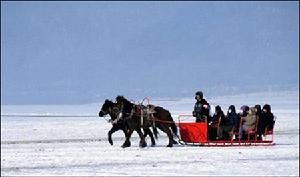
[218, 105, 239, 140]
[208, 105, 224, 140]
[255, 105, 262, 115]
[257, 104, 275, 139]
[263, 104, 275, 129]
[255, 104, 262, 140]
[192, 91, 210, 123]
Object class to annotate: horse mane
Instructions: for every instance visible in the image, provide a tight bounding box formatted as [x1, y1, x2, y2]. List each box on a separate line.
[105, 99, 115, 106]
[123, 97, 133, 107]
[116, 95, 134, 114]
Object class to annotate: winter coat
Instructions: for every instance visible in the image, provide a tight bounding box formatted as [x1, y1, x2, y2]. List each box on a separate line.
[224, 105, 238, 127]
[258, 104, 275, 133]
[242, 107, 257, 131]
[211, 105, 225, 127]
[193, 98, 210, 119]
[255, 105, 263, 134]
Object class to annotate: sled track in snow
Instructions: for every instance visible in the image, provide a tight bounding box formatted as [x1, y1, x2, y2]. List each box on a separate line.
[1, 114, 99, 118]
[1, 130, 298, 145]
[1, 138, 102, 145]
[1, 159, 200, 172]
[1, 136, 143, 145]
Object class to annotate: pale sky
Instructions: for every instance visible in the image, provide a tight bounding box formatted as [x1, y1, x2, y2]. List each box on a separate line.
[1, 1, 299, 104]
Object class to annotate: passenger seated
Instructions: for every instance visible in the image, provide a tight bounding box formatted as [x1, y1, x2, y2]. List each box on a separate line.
[257, 104, 275, 139]
[255, 105, 262, 115]
[255, 104, 263, 140]
[241, 107, 257, 140]
[208, 105, 225, 140]
[239, 105, 249, 117]
[218, 105, 239, 140]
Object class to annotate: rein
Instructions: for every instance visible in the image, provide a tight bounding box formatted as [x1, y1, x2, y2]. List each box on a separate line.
[101, 103, 123, 124]
[148, 116, 178, 124]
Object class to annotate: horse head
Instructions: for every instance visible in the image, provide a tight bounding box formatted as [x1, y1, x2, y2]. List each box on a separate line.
[99, 99, 113, 117]
[99, 99, 121, 122]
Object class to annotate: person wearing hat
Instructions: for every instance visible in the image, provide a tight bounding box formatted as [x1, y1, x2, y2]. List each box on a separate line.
[192, 91, 210, 123]
[257, 104, 275, 140]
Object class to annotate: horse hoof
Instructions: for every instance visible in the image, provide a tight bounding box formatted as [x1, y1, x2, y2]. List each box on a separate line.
[140, 142, 147, 148]
[166, 144, 173, 147]
[122, 144, 130, 148]
[122, 141, 131, 148]
[109, 140, 113, 146]
[172, 139, 178, 144]
[151, 144, 156, 147]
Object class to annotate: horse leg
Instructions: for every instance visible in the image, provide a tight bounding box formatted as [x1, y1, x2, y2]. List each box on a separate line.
[152, 126, 158, 139]
[157, 124, 173, 147]
[122, 126, 128, 138]
[108, 124, 121, 145]
[168, 124, 178, 144]
[122, 128, 134, 148]
[165, 126, 174, 147]
[136, 128, 147, 148]
[144, 128, 156, 146]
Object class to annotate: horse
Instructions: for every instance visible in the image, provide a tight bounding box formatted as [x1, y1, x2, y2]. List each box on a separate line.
[98, 99, 157, 147]
[115, 96, 178, 148]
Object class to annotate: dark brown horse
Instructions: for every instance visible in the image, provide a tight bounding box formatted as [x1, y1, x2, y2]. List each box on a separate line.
[116, 96, 178, 148]
[98, 99, 156, 147]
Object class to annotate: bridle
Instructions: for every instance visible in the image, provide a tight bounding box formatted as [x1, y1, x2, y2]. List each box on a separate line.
[101, 103, 123, 124]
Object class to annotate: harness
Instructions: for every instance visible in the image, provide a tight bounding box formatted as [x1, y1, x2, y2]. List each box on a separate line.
[101, 105, 123, 125]
[130, 104, 156, 127]
[116, 98, 161, 128]
[115, 100, 155, 127]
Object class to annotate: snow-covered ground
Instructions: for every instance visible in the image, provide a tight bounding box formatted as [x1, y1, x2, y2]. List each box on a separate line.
[1, 91, 299, 176]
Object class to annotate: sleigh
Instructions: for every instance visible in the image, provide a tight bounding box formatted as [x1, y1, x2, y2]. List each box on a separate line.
[177, 115, 275, 147]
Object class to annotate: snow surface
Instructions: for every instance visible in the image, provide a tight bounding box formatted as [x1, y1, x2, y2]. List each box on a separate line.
[1, 91, 299, 176]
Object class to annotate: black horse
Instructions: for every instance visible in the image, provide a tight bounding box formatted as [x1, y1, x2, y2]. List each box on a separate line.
[98, 99, 156, 146]
[116, 96, 178, 148]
